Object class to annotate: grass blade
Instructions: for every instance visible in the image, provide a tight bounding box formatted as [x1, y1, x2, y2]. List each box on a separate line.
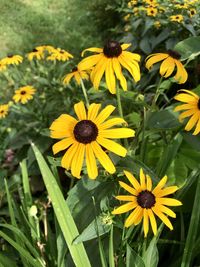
[32, 143, 91, 267]
[109, 225, 115, 267]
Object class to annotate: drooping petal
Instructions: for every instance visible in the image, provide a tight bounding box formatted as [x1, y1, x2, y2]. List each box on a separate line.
[148, 209, 157, 235]
[174, 103, 197, 112]
[97, 136, 127, 157]
[112, 58, 127, 91]
[74, 101, 87, 120]
[105, 58, 116, 94]
[143, 209, 149, 237]
[118, 55, 140, 82]
[124, 170, 141, 191]
[178, 109, 196, 122]
[86, 144, 98, 179]
[81, 47, 103, 57]
[91, 141, 116, 174]
[159, 57, 175, 78]
[92, 56, 107, 89]
[101, 128, 135, 139]
[122, 51, 141, 62]
[193, 117, 200, 135]
[145, 53, 168, 70]
[52, 137, 74, 154]
[174, 60, 188, 84]
[112, 202, 137, 214]
[156, 204, 176, 218]
[61, 142, 79, 169]
[125, 206, 143, 227]
[185, 113, 199, 131]
[71, 143, 85, 178]
[78, 54, 102, 70]
[152, 206, 173, 230]
[63, 73, 74, 85]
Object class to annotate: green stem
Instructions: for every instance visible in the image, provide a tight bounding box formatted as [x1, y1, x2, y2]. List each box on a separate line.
[116, 85, 128, 148]
[80, 79, 90, 108]
[181, 176, 200, 267]
[151, 77, 163, 108]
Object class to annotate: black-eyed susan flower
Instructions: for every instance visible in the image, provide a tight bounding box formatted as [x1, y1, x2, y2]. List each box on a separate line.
[78, 41, 141, 94]
[175, 3, 189, 9]
[63, 66, 89, 86]
[146, 7, 158, 16]
[154, 21, 161, 29]
[174, 89, 200, 135]
[145, 50, 188, 84]
[0, 104, 9, 119]
[112, 169, 182, 237]
[13, 86, 36, 104]
[50, 101, 135, 179]
[27, 48, 44, 61]
[0, 55, 23, 66]
[189, 8, 197, 17]
[170, 15, 184, 23]
[47, 48, 73, 61]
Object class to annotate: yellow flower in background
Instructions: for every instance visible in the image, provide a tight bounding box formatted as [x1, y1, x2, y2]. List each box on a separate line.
[13, 86, 36, 104]
[47, 48, 73, 61]
[154, 21, 161, 29]
[128, 0, 137, 7]
[0, 104, 9, 119]
[144, 0, 157, 4]
[175, 3, 189, 9]
[50, 101, 135, 179]
[27, 48, 44, 61]
[189, 8, 197, 17]
[170, 15, 184, 23]
[174, 90, 200, 135]
[112, 169, 182, 237]
[0, 62, 6, 71]
[145, 50, 188, 84]
[0, 55, 23, 66]
[63, 66, 89, 85]
[78, 41, 141, 94]
[124, 14, 131, 21]
[146, 7, 158, 17]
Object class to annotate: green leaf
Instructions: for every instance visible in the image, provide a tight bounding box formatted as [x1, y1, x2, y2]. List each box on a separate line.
[109, 225, 115, 267]
[143, 238, 159, 267]
[175, 36, 200, 61]
[73, 216, 111, 244]
[0, 252, 18, 267]
[32, 143, 91, 267]
[126, 244, 145, 267]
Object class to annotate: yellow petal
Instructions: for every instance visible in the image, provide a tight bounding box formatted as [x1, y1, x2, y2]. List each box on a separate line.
[174, 103, 197, 112]
[156, 197, 182, 206]
[122, 51, 141, 62]
[145, 53, 168, 70]
[156, 204, 176, 218]
[115, 195, 137, 202]
[63, 73, 74, 85]
[174, 60, 188, 84]
[156, 186, 179, 197]
[159, 57, 175, 78]
[152, 206, 173, 230]
[185, 113, 199, 131]
[193, 117, 200, 135]
[105, 58, 116, 94]
[119, 181, 138, 195]
[71, 143, 85, 178]
[112, 58, 127, 91]
[174, 93, 197, 103]
[148, 209, 157, 235]
[74, 101, 87, 120]
[94, 105, 115, 125]
[87, 103, 101, 121]
[92, 56, 107, 89]
[121, 43, 131, 50]
[101, 128, 135, 139]
[123, 170, 141, 191]
[97, 136, 127, 157]
[86, 144, 98, 179]
[81, 47, 103, 57]
[146, 175, 152, 191]
[152, 175, 168, 195]
[91, 141, 116, 174]
[78, 54, 102, 70]
[178, 109, 196, 122]
[118, 55, 140, 82]
[125, 206, 143, 227]
[143, 209, 149, 237]
[177, 89, 199, 98]
[52, 137, 74, 154]
[140, 168, 146, 190]
[112, 202, 137, 214]
[100, 118, 126, 130]
[61, 142, 79, 169]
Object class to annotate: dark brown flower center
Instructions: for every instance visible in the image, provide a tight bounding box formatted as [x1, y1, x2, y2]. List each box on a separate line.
[167, 49, 181, 59]
[73, 120, 98, 144]
[7, 54, 13, 58]
[32, 48, 38, 52]
[0, 110, 4, 113]
[72, 66, 78, 72]
[20, 90, 26, 95]
[197, 99, 200, 110]
[103, 41, 122, 58]
[137, 190, 156, 209]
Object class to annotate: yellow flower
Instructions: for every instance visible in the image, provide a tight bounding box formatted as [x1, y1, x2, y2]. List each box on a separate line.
[145, 50, 188, 84]
[143, 0, 157, 4]
[128, 0, 137, 7]
[112, 169, 182, 237]
[50, 101, 135, 179]
[0, 62, 6, 71]
[47, 48, 73, 61]
[174, 89, 200, 135]
[63, 66, 89, 85]
[124, 14, 131, 21]
[27, 48, 44, 61]
[13, 86, 36, 104]
[78, 41, 141, 94]
[146, 7, 158, 16]
[0, 55, 23, 66]
[0, 104, 9, 119]
[154, 21, 161, 28]
[170, 15, 184, 23]
[189, 8, 196, 17]
[175, 3, 189, 9]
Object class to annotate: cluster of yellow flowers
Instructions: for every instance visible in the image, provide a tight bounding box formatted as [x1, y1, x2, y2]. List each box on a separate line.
[125, 0, 199, 30]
